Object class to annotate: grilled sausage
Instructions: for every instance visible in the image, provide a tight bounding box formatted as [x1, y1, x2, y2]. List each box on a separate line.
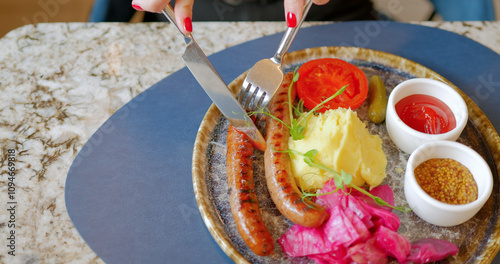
[226, 125, 274, 256]
[264, 73, 329, 228]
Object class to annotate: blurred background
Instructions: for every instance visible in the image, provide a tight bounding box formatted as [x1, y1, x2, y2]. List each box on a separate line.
[0, 0, 499, 37]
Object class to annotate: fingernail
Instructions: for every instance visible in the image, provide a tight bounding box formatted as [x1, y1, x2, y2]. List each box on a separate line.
[132, 4, 143, 11]
[184, 17, 193, 33]
[286, 12, 297, 28]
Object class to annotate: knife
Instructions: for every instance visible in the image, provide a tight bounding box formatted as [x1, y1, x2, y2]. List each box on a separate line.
[161, 5, 266, 151]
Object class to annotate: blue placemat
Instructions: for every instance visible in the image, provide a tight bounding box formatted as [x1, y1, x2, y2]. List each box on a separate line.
[65, 21, 500, 263]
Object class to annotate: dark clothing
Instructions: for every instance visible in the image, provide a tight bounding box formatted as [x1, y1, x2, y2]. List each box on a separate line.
[89, 0, 377, 23]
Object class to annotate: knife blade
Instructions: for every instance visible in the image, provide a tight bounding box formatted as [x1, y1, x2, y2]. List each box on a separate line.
[161, 5, 266, 150]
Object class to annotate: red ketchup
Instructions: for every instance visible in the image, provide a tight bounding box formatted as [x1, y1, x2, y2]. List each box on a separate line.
[395, 94, 456, 134]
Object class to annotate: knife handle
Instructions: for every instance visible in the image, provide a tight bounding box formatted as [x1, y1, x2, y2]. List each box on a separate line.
[161, 4, 192, 43]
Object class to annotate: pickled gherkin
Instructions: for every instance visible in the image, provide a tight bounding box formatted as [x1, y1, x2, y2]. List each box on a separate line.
[368, 75, 388, 123]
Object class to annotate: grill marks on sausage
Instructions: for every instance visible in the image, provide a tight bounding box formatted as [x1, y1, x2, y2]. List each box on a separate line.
[264, 73, 329, 228]
[226, 125, 274, 256]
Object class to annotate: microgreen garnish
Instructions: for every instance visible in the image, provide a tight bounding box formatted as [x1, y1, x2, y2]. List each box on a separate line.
[282, 148, 410, 212]
[287, 68, 348, 141]
[247, 68, 302, 133]
[247, 68, 346, 140]
[291, 85, 347, 140]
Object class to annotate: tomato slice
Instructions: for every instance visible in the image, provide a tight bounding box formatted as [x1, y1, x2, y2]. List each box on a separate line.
[297, 58, 368, 112]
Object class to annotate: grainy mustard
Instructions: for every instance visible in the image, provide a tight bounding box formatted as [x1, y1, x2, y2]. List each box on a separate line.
[414, 158, 478, 205]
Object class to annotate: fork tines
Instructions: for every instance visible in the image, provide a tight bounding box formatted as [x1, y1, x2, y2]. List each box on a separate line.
[238, 82, 271, 129]
[238, 82, 269, 111]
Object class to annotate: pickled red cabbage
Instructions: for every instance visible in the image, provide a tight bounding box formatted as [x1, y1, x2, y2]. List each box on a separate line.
[278, 181, 458, 263]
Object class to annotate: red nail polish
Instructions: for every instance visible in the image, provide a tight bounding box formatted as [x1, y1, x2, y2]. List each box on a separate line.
[132, 4, 143, 11]
[286, 12, 297, 28]
[184, 17, 193, 33]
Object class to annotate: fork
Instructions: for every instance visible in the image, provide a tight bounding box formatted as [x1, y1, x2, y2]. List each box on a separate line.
[238, 0, 313, 112]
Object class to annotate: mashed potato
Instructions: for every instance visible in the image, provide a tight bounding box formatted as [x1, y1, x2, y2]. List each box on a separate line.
[289, 108, 387, 191]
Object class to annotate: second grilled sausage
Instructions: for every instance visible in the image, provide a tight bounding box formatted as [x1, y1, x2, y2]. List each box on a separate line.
[227, 125, 274, 256]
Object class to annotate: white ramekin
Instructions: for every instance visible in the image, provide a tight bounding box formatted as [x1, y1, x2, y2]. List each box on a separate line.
[386, 78, 468, 154]
[404, 140, 493, 226]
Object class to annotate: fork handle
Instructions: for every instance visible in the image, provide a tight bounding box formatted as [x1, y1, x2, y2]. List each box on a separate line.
[271, 0, 313, 65]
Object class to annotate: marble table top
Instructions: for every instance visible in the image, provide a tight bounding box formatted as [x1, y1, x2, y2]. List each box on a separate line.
[0, 21, 499, 263]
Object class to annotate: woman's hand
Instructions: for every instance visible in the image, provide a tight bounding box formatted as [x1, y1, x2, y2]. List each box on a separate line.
[284, 0, 330, 27]
[131, 0, 194, 34]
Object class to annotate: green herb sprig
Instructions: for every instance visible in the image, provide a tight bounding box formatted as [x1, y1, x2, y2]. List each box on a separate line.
[288, 70, 347, 141]
[251, 68, 347, 141]
[283, 148, 410, 212]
